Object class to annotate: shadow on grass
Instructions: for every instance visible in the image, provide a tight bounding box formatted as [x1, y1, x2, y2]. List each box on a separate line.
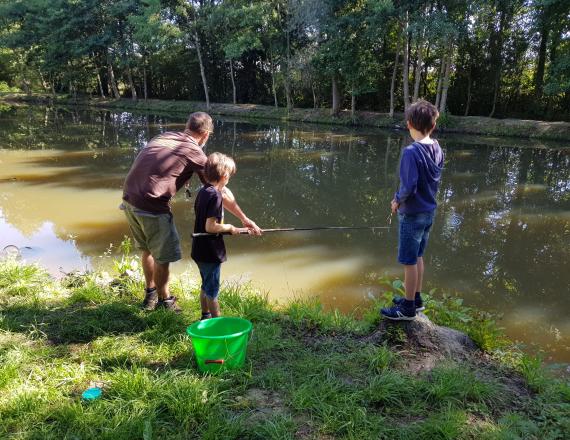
[0, 301, 149, 343]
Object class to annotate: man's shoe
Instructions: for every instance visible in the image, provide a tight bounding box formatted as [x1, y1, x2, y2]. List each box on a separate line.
[381, 304, 416, 321]
[142, 288, 158, 311]
[392, 295, 425, 312]
[157, 296, 182, 313]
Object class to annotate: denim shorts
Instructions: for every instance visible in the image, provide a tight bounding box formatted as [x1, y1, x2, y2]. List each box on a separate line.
[196, 262, 221, 299]
[397, 211, 435, 265]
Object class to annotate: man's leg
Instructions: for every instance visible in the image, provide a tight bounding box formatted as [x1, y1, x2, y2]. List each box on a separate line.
[154, 261, 170, 301]
[141, 251, 155, 290]
[404, 263, 418, 301]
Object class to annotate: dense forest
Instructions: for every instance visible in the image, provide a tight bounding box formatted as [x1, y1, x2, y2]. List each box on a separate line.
[0, 0, 569, 120]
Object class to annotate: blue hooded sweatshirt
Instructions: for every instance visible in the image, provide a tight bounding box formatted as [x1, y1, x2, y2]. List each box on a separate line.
[395, 140, 444, 214]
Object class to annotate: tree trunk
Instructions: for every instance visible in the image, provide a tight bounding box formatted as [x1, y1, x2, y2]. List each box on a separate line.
[435, 57, 445, 109]
[194, 31, 210, 111]
[331, 75, 341, 116]
[401, 14, 410, 110]
[464, 67, 472, 116]
[37, 69, 49, 92]
[489, 72, 500, 118]
[143, 62, 148, 101]
[126, 65, 137, 100]
[107, 52, 121, 100]
[413, 38, 424, 102]
[97, 71, 105, 98]
[312, 83, 317, 109]
[351, 90, 356, 119]
[534, 25, 549, 98]
[488, 8, 508, 117]
[422, 43, 431, 97]
[389, 44, 400, 118]
[269, 51, 278, 108]
[229, 59, 237, 104]
[285, 9, 293, 111]
[439, 45, 452, 113]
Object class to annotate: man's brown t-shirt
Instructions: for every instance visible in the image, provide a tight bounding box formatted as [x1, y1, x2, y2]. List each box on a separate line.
[122, 131, 207, 213]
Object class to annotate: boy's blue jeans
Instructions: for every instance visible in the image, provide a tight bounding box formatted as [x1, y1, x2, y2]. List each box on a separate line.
[397, 211, 435, 265]
[196, 262, 221, 299]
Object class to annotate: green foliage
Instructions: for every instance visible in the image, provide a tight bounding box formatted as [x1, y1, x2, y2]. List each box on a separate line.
[0, 0, 568, 117]
[284, 296, 370, 334]
[0, 258, 52, 300]
[0, 81, 19, 92]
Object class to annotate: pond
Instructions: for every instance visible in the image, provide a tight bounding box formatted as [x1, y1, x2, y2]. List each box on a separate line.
[1, 105, 569, 362]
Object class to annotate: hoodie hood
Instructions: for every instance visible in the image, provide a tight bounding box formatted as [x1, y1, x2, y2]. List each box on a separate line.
[413, 140, 444, 184]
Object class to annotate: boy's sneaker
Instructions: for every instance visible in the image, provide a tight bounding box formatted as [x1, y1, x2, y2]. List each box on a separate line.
[380, 303, 416, 321]
[142, 288, 158, 311]
[200, 312, 212, 321]
[157, 296, 181, 313]
[392, 295, 425, 312]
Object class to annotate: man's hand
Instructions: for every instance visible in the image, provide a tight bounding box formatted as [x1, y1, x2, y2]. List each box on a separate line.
[241, 217, 262, 235]
[391, 199, 400, 214]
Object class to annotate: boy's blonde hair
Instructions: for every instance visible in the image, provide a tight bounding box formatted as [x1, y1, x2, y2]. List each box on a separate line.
[405, 100, 439, 135]
[204, 152, 236, 183]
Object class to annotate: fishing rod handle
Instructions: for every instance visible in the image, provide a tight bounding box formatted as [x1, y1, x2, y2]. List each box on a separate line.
[192, 231, 248, 237]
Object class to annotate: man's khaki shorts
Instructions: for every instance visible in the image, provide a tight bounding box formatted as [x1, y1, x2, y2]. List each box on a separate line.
[122, 202, 182, 264]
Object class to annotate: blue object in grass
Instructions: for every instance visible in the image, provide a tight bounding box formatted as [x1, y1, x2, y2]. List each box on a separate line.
[81, 387, 102, 401]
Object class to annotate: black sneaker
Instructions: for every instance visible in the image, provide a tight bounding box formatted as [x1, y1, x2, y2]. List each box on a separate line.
[157, 296, 182, 313]
[380, 304, 416, 321]
[142, 288, 158, 311]
[200, 312, 212, 321]
[392, 295, 425, 312]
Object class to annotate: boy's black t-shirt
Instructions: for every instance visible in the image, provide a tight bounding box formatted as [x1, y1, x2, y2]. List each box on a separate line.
[191, 184, 227, 263]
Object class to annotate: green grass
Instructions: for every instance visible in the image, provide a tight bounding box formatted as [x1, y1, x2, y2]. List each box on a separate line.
[0, 258, 568, 439]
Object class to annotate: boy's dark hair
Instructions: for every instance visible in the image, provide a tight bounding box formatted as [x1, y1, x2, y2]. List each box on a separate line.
[405, 100, 439, 135]
[185, 112, 214, 135]
[204, 152, 236, 183]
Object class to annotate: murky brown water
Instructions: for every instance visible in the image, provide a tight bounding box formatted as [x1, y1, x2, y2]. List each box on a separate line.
[1, 105, 569, 362]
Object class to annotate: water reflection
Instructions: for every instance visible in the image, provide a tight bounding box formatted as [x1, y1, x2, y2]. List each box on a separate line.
[0, 105, 569, 362]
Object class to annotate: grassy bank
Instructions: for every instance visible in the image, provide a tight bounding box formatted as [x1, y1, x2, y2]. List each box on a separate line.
[0, 252, 569, 439]
[3, 93, 570, 141]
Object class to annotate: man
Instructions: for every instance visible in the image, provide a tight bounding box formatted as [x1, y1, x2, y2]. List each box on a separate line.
[121, 112, 261, 312]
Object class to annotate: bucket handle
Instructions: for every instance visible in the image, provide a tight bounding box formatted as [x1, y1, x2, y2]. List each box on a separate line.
[205, 359, 225, 365]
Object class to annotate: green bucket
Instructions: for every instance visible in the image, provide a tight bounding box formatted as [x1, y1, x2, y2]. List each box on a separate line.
[186, 317, 253, 373]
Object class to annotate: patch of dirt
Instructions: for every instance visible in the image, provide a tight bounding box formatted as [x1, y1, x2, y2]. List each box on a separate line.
[234, 388, 288, 424]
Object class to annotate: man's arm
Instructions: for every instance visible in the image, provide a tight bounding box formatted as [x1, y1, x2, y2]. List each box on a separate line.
[221, 187, 262, 235]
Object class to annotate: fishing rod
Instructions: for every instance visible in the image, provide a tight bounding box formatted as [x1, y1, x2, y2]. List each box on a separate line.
[192, 225, 392, 237]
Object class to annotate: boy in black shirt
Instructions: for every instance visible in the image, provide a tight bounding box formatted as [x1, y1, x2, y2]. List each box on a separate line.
[191, 153, 249, 320]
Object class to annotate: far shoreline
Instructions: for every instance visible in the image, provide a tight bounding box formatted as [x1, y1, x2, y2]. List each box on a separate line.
[3, 93, 570, 141]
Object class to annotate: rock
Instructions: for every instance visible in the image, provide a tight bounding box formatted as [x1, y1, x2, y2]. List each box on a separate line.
[365, 313, 478, 373]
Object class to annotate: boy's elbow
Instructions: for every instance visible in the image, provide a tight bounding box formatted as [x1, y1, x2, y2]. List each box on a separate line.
[205, 219, 218, 233]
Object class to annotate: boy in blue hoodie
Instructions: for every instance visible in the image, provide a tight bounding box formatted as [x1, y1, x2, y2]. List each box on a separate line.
[381, 100, 444, 321]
